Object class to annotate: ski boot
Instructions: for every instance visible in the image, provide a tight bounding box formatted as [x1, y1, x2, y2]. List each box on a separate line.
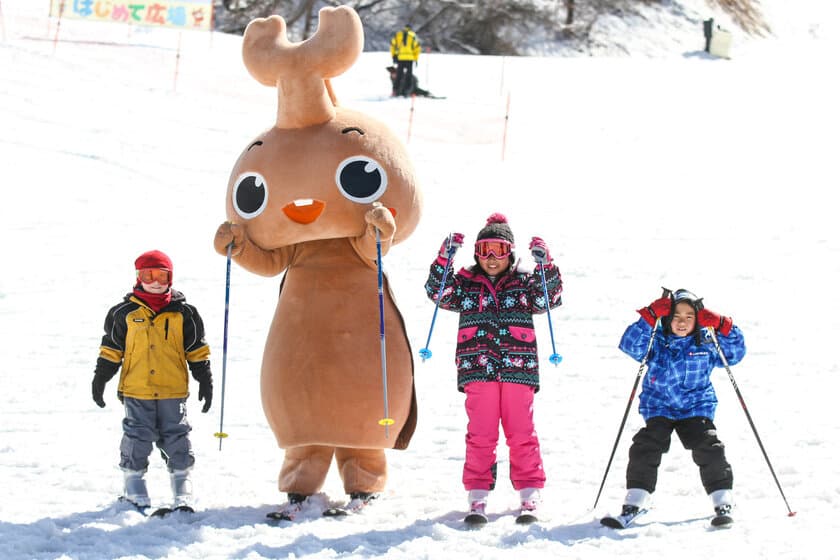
[267, 493, 308, 522]
[323, 492, 378, 517]
[464, 489, 489, 527]
[601, 488, 650, 529]
[516, 487, 540, 525]
[710, 489, 734, 528]
[120, 468, 151, 513]
[169, 468, 195, 513]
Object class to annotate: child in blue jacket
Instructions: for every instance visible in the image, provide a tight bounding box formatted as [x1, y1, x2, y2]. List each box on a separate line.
[601, 289, 746, 529]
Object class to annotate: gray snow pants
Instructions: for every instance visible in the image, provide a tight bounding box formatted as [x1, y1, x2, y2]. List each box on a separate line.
[120, 397, 195, 472]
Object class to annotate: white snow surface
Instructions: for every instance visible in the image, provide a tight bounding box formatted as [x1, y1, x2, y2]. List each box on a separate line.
[1, 1, 838, 559]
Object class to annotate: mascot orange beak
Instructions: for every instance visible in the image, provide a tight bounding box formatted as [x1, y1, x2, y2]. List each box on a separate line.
[282, 199, 326, 224]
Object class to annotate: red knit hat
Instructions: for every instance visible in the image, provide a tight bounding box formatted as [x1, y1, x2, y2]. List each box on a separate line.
[135, 250, 173, 283]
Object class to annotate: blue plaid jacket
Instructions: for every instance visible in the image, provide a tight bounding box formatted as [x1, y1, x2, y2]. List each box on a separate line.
[425, 258, 562, 392]
[619, 317, 746, 421]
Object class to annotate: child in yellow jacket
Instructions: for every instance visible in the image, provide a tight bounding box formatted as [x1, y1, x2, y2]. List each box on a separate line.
[92, 250, 212, 513]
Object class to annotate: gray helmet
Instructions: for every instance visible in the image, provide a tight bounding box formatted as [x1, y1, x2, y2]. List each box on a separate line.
[663, 288, 704, 343]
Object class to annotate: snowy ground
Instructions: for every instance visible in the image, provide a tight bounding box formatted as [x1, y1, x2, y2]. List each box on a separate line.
[1, 1, 838, 559]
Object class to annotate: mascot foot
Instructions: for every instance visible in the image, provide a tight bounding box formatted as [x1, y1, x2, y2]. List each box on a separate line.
[266, 492, 309, 522]
[323, 492, 378, 517]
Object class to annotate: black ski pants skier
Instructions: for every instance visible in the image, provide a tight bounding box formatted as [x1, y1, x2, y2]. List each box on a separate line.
[394, 60, 414, 96]
[626, 416, 733, 494]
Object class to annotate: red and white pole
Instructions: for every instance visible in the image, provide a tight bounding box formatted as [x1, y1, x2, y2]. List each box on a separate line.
[406, 93, 416, 144]
[501, 91, 511, 161]
[173, 31, 182, 92]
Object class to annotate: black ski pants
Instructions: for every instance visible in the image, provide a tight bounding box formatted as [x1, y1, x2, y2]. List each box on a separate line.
[394, 60, 414, 96]
[626, 416, 733, 495]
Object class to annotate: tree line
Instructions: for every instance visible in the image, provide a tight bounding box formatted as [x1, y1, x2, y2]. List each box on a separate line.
[215, 0, 770, 56]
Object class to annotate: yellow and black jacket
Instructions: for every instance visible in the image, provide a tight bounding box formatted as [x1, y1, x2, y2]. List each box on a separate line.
[390, 27, 421, 62]
[95, 290, 211, 400]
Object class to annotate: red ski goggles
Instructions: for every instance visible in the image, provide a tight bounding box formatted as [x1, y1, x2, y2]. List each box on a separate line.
[136, 268, 171, 284]
[475, 238, 512, 259]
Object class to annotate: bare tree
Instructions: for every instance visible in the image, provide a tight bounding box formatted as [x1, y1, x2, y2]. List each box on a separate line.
[213, 0, 772, 54]
[707, 0, 770, 35]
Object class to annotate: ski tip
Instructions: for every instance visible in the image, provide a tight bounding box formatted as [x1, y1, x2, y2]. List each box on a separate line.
[463, 514, 488, 528]
[322, 507, 349, 517]
[600, 516, 623, 529]
[150, 507, 173, 518]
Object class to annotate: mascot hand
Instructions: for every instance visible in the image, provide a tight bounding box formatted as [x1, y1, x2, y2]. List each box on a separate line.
[365, 203, 397, 240]
[214, 222, 246, 257]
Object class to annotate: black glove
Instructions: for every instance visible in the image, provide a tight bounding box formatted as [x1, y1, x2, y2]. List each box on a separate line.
[92, 359, 119, 408]
[392, 55, 398, 64]
[190, 361, 213, 413]
[198, 376, 213, 413]
[92, 373, 109, 408]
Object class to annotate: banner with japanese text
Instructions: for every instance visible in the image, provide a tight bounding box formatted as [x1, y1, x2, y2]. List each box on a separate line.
[49, 0, 214, 32]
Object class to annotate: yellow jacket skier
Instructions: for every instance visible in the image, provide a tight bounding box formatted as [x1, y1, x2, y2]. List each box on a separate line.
[389, 24, 421, 96]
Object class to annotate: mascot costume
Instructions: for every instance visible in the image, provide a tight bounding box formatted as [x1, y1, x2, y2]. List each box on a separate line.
[213, 7, 422, 519]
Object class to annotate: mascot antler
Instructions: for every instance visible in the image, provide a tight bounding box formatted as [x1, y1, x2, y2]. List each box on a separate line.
[242, 7, 364, 129]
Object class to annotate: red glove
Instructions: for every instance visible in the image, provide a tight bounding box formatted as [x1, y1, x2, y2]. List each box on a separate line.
[529, 236, 552, 265]
[697, 308, 733, 336]
[637, 297, 672, 327]
[439, 232, 464, 259]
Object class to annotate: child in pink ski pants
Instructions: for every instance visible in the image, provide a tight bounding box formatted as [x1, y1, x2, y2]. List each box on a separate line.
[424, 213, 563, 521]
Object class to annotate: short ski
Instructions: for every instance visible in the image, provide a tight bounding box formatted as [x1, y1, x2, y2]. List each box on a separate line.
[711, 505, 734, 528]
[266, 510, 295, 522]
[266, 503, 303, 522]
[516, 511, 538, 525]
[600, 507, 648, 529]
[322, 507, 350, 517]
[464, 512, 488, 527]
[118, 496, 150, 516]
[266, 494, 308, 522]
[150, 505, 194, 518]
[118, 497, 193, 518]
[323, 493, 377, 517]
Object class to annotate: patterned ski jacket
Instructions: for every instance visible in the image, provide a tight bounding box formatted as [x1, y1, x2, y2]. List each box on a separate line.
[95, 290, 211, 400]
[425, 257, 562, 392]
[619, 317, 746, 421]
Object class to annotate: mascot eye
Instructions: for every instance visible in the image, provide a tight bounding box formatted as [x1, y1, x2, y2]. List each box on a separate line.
[335, 156, 388, 204]
[232, 172, 268, 219]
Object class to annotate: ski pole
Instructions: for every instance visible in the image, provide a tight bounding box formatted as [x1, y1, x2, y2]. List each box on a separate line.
[374, 227, 394, 438]
[419, 234, 454, 362]
[593, 288, 672, 509]
[537, 263, 562, 365]
[593, 316, 660, 510]
[214, 243, 232, 450]
[706, 327, 796, 517]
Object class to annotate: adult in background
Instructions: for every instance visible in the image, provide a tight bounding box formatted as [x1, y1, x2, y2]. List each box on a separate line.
[390, 24, 421, 96]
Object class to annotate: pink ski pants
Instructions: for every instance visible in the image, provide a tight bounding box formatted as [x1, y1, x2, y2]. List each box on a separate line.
[462, 381, 546, 491]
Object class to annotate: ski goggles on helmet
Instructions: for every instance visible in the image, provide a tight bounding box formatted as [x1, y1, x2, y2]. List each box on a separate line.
[475, 238, 512, 259]
[137, 268, 171, 284]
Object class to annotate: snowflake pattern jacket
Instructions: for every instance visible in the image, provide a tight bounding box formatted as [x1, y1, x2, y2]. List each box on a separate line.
[619, 317, 746, 421]
[425, 257, 562, 392]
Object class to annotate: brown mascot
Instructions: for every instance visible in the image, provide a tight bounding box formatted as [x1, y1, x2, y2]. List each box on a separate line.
[213, 6, 422, 520]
